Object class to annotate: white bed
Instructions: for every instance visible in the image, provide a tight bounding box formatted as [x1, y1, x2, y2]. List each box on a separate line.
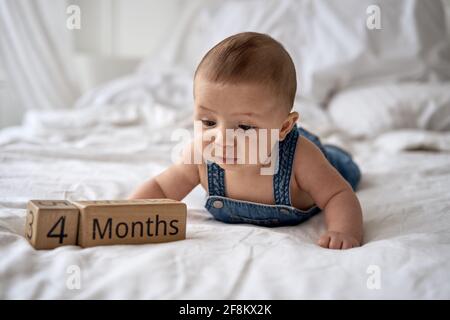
[1, 71, 449, 299]
[1, 0, 450, 299]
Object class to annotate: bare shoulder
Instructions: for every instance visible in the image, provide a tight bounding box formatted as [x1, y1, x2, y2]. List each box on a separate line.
[292, 136, 329, 187]
[292, 135, 350, 209]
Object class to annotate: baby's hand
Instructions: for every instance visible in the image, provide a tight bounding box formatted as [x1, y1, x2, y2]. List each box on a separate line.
[318, 231, 360, 250]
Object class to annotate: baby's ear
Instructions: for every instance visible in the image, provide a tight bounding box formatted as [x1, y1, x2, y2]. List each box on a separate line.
[279, 112, 299, 140]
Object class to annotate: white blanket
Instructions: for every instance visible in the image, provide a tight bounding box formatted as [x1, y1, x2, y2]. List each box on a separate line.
[1, 77, 450, 299]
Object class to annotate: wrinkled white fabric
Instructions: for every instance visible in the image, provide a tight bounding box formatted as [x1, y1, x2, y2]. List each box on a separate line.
[139, 0, 450, 104]
[1, 84, 450, 299]
[0, 0, 80, 110]
[1, 0, 450, 299]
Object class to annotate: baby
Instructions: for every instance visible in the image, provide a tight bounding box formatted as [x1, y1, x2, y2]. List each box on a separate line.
[129, 32, 363, 250]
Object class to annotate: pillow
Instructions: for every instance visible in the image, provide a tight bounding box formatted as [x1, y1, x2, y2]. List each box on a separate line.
[373, 129, 450, 152]
[328, 82, 450, 138]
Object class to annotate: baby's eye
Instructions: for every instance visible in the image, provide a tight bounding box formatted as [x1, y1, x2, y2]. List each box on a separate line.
[238, 124, 256, 131]
[201, 119, 216, 127]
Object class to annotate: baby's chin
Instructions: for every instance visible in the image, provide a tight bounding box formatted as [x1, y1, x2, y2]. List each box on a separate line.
[206, 155, 264, 171]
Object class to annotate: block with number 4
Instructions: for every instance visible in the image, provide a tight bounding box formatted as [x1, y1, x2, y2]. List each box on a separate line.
[25, 200, 80, 249]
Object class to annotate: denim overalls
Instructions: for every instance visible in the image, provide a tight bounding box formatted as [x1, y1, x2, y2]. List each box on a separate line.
[204, 124, 361, 227]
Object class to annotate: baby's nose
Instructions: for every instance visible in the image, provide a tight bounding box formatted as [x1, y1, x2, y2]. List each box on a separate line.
[214, 127, 235, 147]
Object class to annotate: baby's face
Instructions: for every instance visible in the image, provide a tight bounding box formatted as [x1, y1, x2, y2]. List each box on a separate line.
[193, 75, 289, 171]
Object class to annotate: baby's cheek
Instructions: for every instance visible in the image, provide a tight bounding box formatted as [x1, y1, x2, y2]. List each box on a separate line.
[237, 138, 268, 164]
[190, 134, 206, 157]
[261, 133, 279, 164]
[200, 139, 217, 160]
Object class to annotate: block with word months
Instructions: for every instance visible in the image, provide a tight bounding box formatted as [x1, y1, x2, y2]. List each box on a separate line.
[72, 199, 186, 248]
[25, 200, 80, 249]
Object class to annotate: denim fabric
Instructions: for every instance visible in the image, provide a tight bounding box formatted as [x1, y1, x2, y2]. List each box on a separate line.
[205, 124, 361, 227]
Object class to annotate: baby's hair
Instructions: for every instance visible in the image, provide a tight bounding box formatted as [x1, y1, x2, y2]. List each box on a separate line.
[194, 32, 297, 112]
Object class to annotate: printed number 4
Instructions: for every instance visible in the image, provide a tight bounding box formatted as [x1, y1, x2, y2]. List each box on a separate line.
[47, 216, 68, 244]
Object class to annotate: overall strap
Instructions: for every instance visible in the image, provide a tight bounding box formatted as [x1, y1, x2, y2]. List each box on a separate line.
[206, 160, 226, 197]
[273, 124, 299, 206]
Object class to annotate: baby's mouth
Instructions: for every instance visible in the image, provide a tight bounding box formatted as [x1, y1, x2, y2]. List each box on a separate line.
[213, 155, 238, 163]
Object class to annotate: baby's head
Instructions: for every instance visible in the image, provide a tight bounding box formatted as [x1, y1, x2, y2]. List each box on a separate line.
[193, 32, 299, 170]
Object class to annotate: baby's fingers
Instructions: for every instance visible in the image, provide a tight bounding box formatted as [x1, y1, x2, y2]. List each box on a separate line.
[341, 239, 353, 249]
[318, 234, 331, 248]
[329, 236, 343, 249]
[351, 238, 361, 248]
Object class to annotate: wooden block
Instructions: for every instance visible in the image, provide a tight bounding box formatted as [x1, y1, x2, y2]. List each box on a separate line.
[25, 200, 80, 249]
[71, 199, 186, 248]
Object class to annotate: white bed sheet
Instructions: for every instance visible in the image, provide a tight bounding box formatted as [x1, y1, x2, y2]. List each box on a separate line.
[1, 95, 449, 299]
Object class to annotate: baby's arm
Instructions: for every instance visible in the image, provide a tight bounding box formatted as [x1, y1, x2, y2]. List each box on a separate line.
[128, 143, 200, 201]
[294, 137, 363, 250]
